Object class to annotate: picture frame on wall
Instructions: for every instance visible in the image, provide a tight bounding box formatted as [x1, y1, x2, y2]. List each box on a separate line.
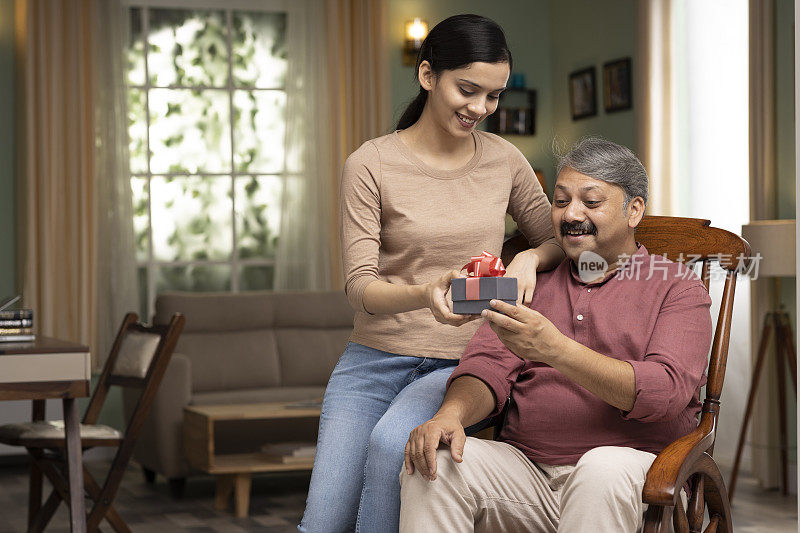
[603, 57, 632, 112]
[569, 67, 597, 120]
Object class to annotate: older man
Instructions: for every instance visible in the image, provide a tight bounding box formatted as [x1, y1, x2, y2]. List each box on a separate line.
[399, 138, 712, 532]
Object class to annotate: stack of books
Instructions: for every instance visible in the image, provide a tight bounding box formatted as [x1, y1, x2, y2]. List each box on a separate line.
[0, 296, 35, 343]
[260, 442, 317, 464]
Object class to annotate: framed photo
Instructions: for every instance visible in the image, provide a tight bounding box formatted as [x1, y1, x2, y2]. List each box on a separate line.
[569, 67, 597, 120]
[603, 58, 632, 112]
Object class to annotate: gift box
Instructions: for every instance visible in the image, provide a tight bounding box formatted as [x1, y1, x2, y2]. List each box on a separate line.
[450, 251, 517, 315]
[451, 276, 517, 314]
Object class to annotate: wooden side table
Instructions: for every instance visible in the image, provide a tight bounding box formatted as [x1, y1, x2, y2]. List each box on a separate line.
[183, 402, 321, 517]
[0, 337, 91, 533]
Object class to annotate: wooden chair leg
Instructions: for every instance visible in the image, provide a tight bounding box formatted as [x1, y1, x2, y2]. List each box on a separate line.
[28, 457, 43, 529]
[687, 475, 705, 532]
[672, 496, 689, 533]
[83, 468, 130, 533]
[643, 504, 674, 533]
[28, 489, 63, 533]
[26, 449, 72, 533]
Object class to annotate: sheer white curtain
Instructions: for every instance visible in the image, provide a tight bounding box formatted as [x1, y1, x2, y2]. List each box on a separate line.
[637, 0, 753, 479]
[274, 0, 333, 290]
[95, 0, 138, 359]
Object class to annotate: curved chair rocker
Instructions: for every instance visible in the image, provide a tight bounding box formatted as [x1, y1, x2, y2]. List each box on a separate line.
[502, 215, 750, 533]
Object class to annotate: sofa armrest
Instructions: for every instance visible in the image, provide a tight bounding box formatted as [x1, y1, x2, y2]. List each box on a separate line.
[126, 352, 194, 479]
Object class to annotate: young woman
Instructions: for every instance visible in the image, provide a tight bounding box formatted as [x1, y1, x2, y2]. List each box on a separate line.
[300, 14, 563, 533]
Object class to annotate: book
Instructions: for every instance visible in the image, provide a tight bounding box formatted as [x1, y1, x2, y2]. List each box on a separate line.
[285, 399, 323, 409]
[0, 328, 34, 335]
[0, 309, 33, 320]
[0, 319, 33, 328]
[260, 442, 316, 463]
[0, 334, 36, 342]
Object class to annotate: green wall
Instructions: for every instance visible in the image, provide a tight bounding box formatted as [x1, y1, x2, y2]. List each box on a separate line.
[548, 0, 636, 179]
[388, 0, 554, 182]
[387, 0, 636, 193]
[0, 0, 15, 297]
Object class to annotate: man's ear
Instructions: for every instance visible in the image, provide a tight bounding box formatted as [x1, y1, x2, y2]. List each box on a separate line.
[627, 196, 646, 229]
[418, 60, 434, 91]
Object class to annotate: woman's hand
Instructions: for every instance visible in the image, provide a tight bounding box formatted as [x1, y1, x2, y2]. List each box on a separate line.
[424, 270, 479, 326]
[505, 249, 540, 305]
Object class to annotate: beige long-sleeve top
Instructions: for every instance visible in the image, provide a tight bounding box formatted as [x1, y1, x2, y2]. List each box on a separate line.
[340, 130, 555, 359]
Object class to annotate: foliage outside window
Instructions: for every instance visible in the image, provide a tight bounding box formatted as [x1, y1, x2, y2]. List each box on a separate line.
[127, 6, 287, 319]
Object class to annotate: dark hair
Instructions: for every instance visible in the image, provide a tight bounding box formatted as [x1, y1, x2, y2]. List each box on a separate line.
[396, 14, 513, 130]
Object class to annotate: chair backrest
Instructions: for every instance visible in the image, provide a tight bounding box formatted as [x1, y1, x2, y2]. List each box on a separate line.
[501, 215, 751, 451]
[82, 312, 186, 429]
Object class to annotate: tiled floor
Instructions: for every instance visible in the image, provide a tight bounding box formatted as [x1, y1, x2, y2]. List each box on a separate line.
[0, 460, 794, 532]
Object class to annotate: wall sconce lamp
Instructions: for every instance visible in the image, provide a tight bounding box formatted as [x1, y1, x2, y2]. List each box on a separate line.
[403, 18, 428, 66]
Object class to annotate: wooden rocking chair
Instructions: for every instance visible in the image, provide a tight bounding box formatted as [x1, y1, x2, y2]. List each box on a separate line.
[502, 215, 750, 533]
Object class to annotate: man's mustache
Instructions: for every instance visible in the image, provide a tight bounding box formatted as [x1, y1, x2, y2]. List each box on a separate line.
[560, 220, 597, 236]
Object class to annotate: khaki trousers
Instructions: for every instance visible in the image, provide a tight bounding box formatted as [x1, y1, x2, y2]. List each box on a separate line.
[399, 437, 658, 533]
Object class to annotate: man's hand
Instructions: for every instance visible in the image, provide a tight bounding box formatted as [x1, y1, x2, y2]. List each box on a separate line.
[404, 414, 466, 481]
[504, 249, 540, 305]
[482, 299, 568, 363]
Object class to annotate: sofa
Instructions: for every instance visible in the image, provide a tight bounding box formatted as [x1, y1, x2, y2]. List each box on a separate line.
[123, 290, 354, 489]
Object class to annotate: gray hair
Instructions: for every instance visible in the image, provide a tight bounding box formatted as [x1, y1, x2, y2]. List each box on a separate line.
[555, 137, 649, 209]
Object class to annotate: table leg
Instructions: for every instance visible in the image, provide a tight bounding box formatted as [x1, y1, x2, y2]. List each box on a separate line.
[215, 474, 234, 511]
[63, 398, 86, 532]
[233, 473, 251, 518]
[28, 399, 46, 528]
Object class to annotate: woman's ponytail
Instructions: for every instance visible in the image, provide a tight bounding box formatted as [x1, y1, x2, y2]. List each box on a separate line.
[396, 88, 428, 130]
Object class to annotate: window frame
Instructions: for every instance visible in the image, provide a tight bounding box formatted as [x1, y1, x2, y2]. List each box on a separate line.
[125, 0, 290, 320]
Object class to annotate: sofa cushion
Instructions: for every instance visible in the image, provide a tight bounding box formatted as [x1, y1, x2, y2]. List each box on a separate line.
[275, 329, 350, 387]
[177, 330, 281, 392]
[191, 386, 326, 406]
[155, 291, 354, 332]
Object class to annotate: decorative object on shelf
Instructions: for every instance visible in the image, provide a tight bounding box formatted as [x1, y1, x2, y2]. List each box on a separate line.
[485, 88, 537, 135]
[730, 220, 797, 501]
[603, 57, 632, 112]
[569, 67, 597, 120]
[403, 18, 428, 66]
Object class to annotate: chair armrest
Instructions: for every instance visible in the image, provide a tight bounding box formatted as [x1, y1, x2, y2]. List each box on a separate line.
[642, 416, 715, 506]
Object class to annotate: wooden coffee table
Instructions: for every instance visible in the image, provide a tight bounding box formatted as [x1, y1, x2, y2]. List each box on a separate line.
[183, 401, 321, 517]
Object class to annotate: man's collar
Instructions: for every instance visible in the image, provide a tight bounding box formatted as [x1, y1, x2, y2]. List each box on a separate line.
[568, 244, 649, 286]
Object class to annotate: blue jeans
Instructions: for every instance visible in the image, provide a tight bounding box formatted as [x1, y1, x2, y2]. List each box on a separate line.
[299, 342, 458, 533]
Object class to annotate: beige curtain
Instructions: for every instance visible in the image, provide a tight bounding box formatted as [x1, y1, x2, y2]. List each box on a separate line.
[16, 0, 137, 366]
[325, 0, 391, 290]
[635, 0, 677, 216]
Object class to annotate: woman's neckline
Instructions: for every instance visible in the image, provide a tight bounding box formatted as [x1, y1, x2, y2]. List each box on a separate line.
[391, 130, 483, 179]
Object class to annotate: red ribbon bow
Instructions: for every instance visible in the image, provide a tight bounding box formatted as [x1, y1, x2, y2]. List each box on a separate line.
[461, 251, 506, 278]
[460, 252, 505, 301]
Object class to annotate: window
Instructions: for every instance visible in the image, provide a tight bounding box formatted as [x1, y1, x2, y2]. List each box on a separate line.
[126, 4, 287, 319]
